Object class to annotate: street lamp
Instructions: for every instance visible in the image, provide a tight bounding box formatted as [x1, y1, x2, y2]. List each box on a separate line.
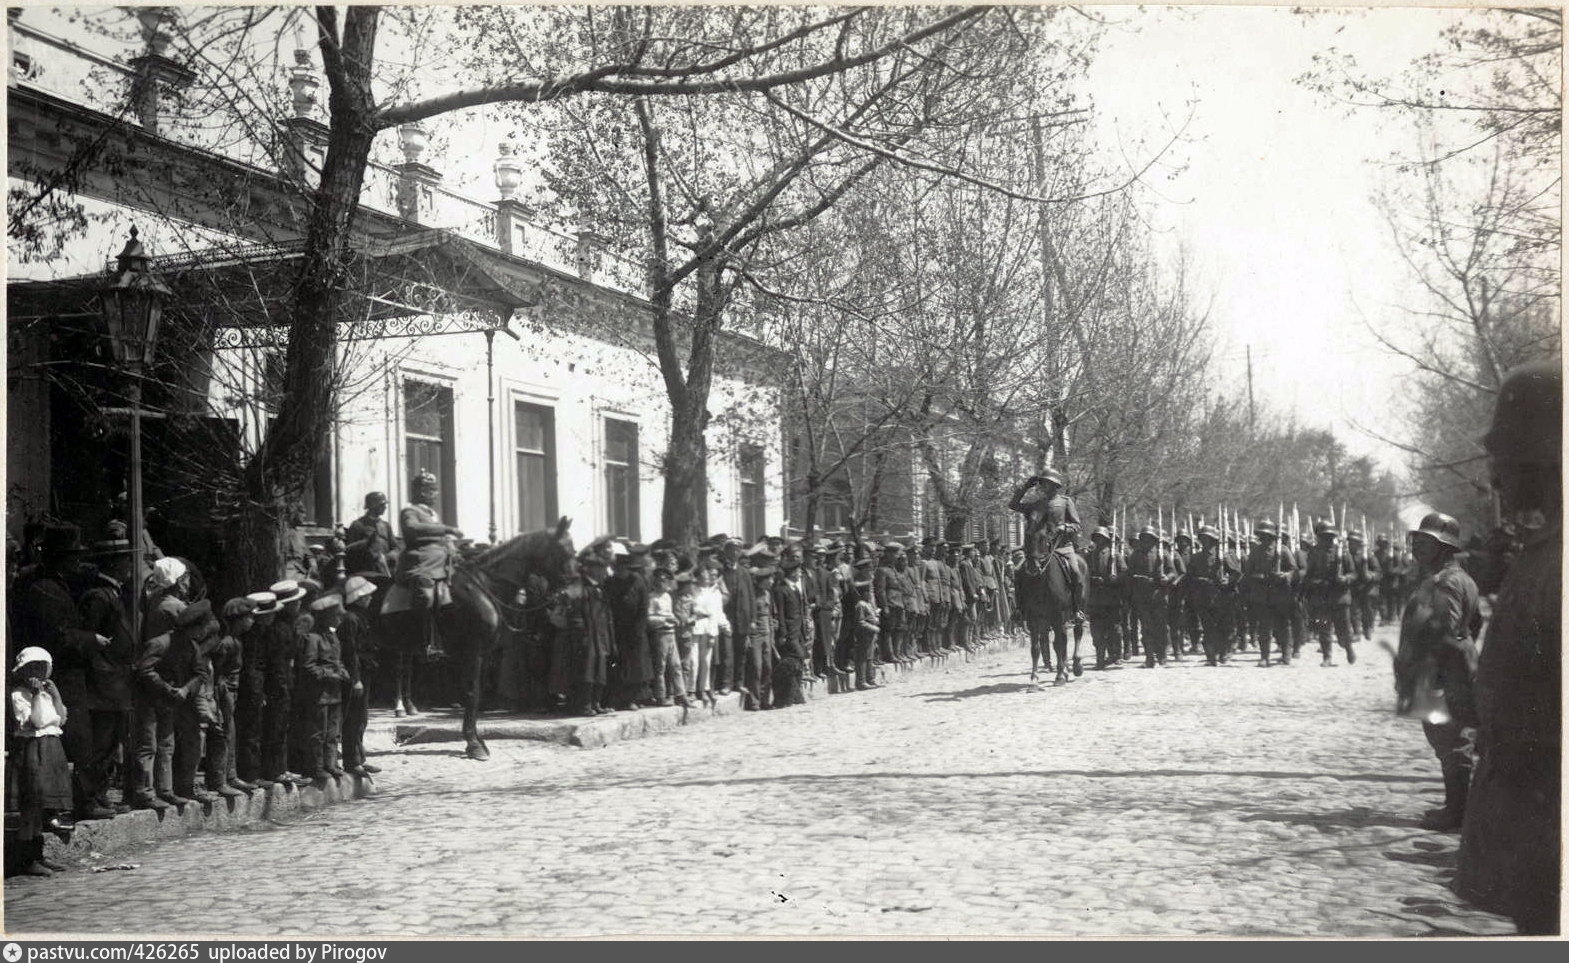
[98, 226, 170, 643]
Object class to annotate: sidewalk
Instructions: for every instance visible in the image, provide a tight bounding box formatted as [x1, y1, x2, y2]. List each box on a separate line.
[28, 773, 376, 869]
[374, 629, 1032, 750]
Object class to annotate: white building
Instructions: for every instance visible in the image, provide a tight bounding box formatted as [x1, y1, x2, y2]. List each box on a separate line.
[7, 8, 786, 554]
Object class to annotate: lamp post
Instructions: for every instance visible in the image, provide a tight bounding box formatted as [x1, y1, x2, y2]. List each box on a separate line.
[98, 226, 170, 644]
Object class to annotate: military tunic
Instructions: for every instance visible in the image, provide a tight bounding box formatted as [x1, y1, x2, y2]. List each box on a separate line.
[1457, 523, 1561, 934]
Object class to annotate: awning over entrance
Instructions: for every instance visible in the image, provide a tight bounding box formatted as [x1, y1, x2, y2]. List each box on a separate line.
[7, 227, 550, 348]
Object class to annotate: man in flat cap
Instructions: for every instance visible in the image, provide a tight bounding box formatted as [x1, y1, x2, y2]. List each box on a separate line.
[76, 530, 139, 815]
[134, 599, 215, 808]
[716, 537, 753, 697]
[298, 595, 351, 779]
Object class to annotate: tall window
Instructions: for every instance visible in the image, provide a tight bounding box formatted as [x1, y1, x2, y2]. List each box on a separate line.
[405, 380, 456, 522]
[604, 418, 640, 539]
[515, 401, 557, 532]
[739, 444, 767, 543]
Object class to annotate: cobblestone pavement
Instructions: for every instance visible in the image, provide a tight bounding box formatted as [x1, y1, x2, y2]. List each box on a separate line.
[4, 623, 1519, 938]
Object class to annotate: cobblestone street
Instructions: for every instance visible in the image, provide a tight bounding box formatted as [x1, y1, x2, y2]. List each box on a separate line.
[4, 623, 1518, 938]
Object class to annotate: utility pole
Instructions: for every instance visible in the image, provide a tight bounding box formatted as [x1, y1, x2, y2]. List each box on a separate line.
[1246, 344, 1256, 432]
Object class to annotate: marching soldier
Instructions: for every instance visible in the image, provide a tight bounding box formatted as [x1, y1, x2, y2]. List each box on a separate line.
[1167, 531, 1192, 659]
[1374, 533, 1401, 625]
[1086, 526, 1125, 668]
[1125, 527, 1173, 667]
[1117, 530, 1139, 658]
[1285, 531, 1310, 659]
[1303, 523, 1357, 667]
[1244, 521, 1296, 667]
[1347, 530, 1380, 642]
[1186, 526, 1241, 666]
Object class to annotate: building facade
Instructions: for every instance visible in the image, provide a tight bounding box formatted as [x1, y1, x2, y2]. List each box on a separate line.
[7, 8, 787, 558]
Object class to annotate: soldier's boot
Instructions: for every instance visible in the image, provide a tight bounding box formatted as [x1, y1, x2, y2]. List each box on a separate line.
[1345, 640, 1357, 664]
[1420, 768, 1469, 832]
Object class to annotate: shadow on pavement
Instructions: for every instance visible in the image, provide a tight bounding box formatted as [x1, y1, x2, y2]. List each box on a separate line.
[921, 682, 1040, 702]
[1237, 807, 1425, 830]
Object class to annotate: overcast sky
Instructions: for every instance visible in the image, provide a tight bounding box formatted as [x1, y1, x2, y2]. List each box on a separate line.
[1084, 5, 1483, 474]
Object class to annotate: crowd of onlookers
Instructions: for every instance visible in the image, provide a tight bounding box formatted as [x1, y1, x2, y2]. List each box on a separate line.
[506, 534, 1021, 719]
[6, 519, 380, 877]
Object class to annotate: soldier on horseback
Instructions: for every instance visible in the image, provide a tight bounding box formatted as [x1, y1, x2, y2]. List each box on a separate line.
[392, 470, 464, 654]
[1008, 469, 1082, 560]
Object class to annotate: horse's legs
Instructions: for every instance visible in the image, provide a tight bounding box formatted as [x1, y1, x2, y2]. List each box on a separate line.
[464, 648, 488, 761]
[1051, 621, 1069, 682]
[397, 650, 418, 716]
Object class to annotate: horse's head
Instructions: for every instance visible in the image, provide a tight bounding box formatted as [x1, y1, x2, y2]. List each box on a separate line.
[471, 516, 576, 591]
[548, 516, 575, 580]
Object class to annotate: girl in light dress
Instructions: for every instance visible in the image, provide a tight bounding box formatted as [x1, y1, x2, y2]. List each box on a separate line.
[687, 565, 731, 708]
[6, 647, 72, 877]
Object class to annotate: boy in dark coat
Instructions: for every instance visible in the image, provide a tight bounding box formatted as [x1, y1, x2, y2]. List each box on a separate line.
[338, 576, 380, 777]
[298, 595, 350, 779]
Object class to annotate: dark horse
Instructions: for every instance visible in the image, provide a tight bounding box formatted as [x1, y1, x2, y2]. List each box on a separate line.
[379, 517, 575, 760]
[1014, 547, 1088, 686]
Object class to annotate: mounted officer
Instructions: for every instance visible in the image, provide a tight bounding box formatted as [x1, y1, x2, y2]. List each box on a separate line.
[395, 471, 462, 609]
[1008, 469, 1082, 560]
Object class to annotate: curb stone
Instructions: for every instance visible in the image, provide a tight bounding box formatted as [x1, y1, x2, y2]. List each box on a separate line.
[37, 774, 376, 866]
[386, 629, 1034, 751]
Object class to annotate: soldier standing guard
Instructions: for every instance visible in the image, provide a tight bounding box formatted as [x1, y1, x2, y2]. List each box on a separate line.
[874, 544, 908, 665]
[1456, 359, 1561, 935]
[343, 492, 398, 577]
[1393, 512, 1480, 831]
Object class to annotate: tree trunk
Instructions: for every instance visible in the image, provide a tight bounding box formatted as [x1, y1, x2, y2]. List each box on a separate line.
[661, 389, 710, 547]
[943, 513, 969, 544]
[226, 7, 379, 598]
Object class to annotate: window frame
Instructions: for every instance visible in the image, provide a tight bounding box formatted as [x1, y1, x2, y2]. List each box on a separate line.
[513, 399, 558, 534]
[403, 378, 457, 524]
[602, 416, 640, 540]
